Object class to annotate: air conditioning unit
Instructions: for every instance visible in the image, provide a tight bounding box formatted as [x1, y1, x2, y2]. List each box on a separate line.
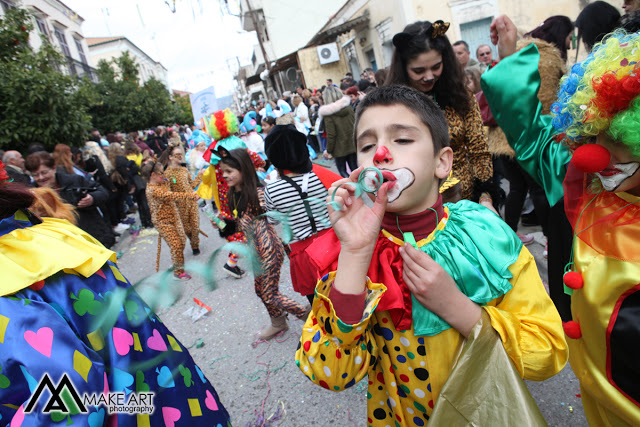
[317, 42, 340, 65]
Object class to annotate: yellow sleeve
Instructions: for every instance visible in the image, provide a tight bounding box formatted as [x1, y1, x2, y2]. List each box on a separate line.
[295, 272, 385, 391]
[483, 246, 568, 381]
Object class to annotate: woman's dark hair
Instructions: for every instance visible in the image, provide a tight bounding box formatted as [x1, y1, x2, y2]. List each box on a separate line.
[524, 15, 574, 61]
[261, 116, 276, 127]
[70, 146, 85, 169]
[25, 151, 55, 173]
[357, 79, 372, 92]
[0, 162, 35, 219]
[384, 21, 471, 115]
[575, 1, 621, 52]
[374, 69, 388, 86]
[219, 149, 263, 216]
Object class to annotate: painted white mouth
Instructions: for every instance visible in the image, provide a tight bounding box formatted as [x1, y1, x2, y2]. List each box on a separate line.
[595, 162, 640, 191]
[379, 168, 415, 203]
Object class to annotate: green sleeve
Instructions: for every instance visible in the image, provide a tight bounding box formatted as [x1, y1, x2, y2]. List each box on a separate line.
[481, 44, 571, 206]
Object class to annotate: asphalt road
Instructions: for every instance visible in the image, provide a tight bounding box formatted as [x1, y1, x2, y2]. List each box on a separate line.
[113, 181, 587, 426]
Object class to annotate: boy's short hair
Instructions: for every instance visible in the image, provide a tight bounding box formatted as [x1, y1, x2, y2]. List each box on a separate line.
[354, 85, 450, 154]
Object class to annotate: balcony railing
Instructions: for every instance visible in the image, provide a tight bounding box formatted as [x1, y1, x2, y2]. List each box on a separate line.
[65, 57, 98, 83]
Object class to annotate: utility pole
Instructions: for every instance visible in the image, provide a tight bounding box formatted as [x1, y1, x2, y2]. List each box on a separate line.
[245, 0, 276, 99]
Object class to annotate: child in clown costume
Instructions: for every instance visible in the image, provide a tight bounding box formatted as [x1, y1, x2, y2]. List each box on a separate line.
[197, 109, 265, 278]
[0, 162, 231, 426]
[240, 111, 265, 156]
[295, 85, 568, 425]
[484, 16, 640, 426]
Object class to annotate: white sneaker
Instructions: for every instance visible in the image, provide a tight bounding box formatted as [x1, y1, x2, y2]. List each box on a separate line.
[113, 223, 130, 233]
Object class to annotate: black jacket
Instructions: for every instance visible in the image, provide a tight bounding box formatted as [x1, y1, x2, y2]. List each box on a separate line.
[54, 172, 115, 248]
[6, 165, 32, 187]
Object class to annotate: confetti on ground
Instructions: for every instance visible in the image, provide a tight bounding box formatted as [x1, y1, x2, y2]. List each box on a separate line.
[187, 338, 205, 349]
[209, 355, 230, 370]
[139, 228, 159, 237]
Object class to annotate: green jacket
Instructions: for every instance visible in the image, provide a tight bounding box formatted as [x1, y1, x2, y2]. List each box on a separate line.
[320, 96, 355, 158]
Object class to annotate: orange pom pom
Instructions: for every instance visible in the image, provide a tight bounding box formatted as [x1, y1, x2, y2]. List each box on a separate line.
[563, 271, 584, 289]
[571, 144, 611, 173]
[563, 321, 582, 339]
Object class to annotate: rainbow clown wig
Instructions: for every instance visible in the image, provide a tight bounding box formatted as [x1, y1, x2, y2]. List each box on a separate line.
[552, 30, 640, 158]
[207, 109, 239, 141]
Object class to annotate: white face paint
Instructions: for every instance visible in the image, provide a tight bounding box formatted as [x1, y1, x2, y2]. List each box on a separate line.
[595, 162, 640, 191]
[362, 167, 415, 203]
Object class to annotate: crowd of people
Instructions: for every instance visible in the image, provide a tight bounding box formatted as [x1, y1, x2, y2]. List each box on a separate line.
[2, 0, 640, 425]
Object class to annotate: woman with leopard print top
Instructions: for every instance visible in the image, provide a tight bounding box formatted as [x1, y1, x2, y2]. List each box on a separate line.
[385, 20, 497, 206]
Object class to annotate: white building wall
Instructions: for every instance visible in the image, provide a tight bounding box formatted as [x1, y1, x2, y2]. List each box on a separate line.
[1, 0, 93, 70]
[88, 38, 170, 89]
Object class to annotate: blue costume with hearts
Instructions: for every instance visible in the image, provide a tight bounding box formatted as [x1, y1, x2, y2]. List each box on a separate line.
[0, 212, 231, 426]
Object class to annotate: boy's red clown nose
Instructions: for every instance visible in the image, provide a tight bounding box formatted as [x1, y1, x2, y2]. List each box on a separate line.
[571, 144, 611, 173]
[374, 146, 393, 165]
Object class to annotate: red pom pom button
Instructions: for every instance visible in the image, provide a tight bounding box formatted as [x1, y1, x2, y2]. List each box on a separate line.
[571, 144, 611, 173]
[563, 321, 582, 339]
[563, 271, 584, 289]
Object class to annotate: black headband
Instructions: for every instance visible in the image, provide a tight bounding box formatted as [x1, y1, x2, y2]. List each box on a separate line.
[392, 20, 451, 49]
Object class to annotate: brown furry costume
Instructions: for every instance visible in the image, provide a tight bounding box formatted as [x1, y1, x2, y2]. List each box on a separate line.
[486, 38, 566, 158]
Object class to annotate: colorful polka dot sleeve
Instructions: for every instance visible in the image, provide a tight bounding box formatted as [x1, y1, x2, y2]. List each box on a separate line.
[296, 272, 386, 392]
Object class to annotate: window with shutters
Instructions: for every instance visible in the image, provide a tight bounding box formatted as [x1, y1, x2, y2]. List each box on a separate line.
[460, 17, 496, 62]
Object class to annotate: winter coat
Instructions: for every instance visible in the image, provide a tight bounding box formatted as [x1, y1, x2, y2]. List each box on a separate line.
[318, 96, 355, 158]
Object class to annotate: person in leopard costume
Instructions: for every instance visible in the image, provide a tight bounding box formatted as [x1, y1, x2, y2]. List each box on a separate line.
[143, 161, 198, 279]
[161, 143, 204, 255]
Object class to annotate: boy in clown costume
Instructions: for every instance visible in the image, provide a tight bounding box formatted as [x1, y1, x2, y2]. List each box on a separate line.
[295, 85, 568, 425]
[484, 16, 640, 425]
[198, 109, 265, 278]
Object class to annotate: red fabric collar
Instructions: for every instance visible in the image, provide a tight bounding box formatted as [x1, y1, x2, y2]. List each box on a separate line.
[381, 195, 444, 241]
[305, 196, 445, 331]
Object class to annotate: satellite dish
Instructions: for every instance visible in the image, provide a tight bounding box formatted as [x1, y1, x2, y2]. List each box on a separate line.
[285, 67, 298, 82]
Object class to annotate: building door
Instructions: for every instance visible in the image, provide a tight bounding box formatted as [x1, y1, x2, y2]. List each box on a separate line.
[460, 17, 495, 62]
[366, 49, 377, 72]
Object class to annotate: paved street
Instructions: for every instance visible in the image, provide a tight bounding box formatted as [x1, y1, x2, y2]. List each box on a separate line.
[114, 192, 587, 427]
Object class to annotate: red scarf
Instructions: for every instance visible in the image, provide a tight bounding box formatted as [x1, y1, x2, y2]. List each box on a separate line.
[307, 196, 444, 330]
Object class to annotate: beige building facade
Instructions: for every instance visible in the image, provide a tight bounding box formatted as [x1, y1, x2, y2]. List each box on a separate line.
[298, 0, 621, 90]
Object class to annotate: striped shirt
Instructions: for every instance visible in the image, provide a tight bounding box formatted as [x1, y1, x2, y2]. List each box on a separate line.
[264, 173, 331, 243]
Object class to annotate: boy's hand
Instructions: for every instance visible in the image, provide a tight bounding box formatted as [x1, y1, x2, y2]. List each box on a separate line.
[490, 15, 518, 60]
[400, 244, 481, 337]
[327, 167, 391, 255]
